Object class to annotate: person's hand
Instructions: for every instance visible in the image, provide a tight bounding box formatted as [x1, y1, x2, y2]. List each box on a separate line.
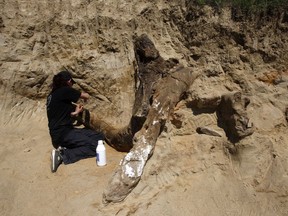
[76, 103, 84, 113]
[81, 92, 90, 103]
[71, 103, 84, 117]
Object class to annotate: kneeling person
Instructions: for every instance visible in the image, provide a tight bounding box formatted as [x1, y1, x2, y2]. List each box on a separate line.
[46, 70, 104, 173]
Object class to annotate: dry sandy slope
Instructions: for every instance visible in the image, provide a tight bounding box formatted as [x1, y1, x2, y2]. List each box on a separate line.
[1, 90, 287, 216]
[1, 0, 288, 215]
[0, 92, 125, 215]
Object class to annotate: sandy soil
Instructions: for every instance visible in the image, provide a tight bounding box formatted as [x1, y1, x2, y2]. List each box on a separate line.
[1, 1, 288, 215]
[1, 95, 287, 216]
[0, 116, 123, 215]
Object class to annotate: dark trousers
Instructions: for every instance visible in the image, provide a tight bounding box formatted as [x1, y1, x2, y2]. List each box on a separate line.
[61, 128, 104, 164]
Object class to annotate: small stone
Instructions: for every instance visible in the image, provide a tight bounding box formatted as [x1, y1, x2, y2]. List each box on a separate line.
[24, 148, 31, 153]
[196, 126, 222, 137]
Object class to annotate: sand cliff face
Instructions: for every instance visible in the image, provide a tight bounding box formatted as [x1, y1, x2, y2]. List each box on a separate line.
[1, 1, 288, 215]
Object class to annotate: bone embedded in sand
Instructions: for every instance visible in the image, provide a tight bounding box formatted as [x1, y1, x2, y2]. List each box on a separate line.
[123, 141, 153, 178]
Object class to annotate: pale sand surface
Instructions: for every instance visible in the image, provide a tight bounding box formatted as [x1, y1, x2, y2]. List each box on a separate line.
[1, 99, 286, 215]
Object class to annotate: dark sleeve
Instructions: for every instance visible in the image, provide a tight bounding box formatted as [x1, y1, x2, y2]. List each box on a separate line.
[62, 87, 81, 103]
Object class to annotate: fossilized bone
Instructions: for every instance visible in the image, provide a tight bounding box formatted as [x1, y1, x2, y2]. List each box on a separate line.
[75, 34, 253, 203]
[102, 65, 198, 203]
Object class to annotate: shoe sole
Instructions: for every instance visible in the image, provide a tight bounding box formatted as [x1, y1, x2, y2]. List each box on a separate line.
[51, 149, 56, 173]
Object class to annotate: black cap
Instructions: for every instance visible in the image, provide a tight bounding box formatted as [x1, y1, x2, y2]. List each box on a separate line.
[57, 71, 76, 84]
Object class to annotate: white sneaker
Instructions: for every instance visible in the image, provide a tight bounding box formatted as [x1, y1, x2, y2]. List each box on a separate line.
[51, 149, 63, 173]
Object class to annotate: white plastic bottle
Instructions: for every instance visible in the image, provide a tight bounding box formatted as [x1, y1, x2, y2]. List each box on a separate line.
[96, 140, 106, 166]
